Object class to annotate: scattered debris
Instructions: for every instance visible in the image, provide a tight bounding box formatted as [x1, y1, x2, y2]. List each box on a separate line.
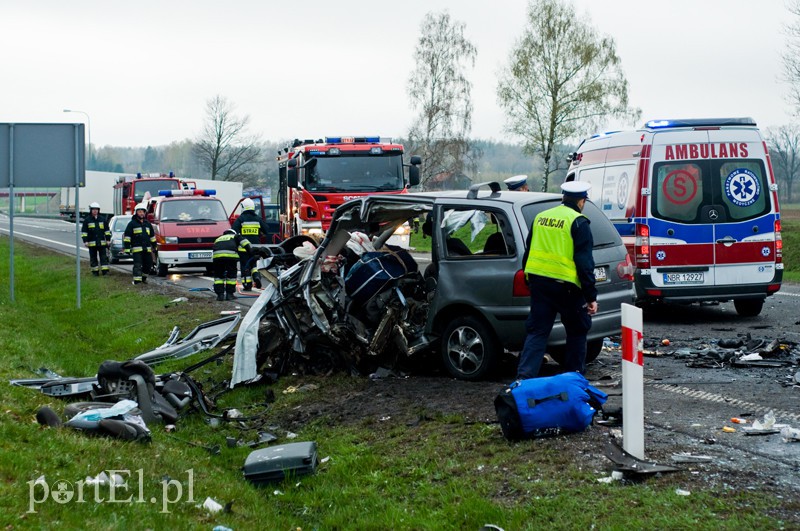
[730, 417, 747, 424]
[675, 489, 691, 496]
[243, 441, 319, 485]
[670, 453, 714, 463]
[781, 427, 800, 443]
[597, 471, 624, 483]
[201, 497, 224, 513]
[722, 426, 736, 433]
[85, 471, 126, 487]
[604, 439, 682, 475]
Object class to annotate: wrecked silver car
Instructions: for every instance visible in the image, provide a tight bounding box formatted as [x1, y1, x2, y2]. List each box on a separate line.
[232, 183, 635, 385]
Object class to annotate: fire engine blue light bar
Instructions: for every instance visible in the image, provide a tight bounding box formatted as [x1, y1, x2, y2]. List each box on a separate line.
[644, 117, 757, 129]
[324, 136, 382, 144]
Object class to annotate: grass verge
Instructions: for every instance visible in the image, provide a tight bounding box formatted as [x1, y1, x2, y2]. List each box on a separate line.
[0, 237, 793, 529]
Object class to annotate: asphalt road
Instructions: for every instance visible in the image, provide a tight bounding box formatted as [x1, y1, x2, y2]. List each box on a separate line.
[3, 214, 800, 480]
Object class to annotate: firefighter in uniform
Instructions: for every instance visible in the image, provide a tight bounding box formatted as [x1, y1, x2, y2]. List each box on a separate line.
[81, 202, 111, 276]
[213, 228, 253, 301]
[517, 181, 598, 379]
[231, 198, 271, 290]
[124, 203, 157, 285]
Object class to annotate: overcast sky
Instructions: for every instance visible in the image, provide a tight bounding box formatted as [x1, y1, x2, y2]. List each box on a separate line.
[0, 0, 793, 147]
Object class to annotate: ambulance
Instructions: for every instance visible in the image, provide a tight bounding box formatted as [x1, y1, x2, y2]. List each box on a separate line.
[566, 117, 782, 316]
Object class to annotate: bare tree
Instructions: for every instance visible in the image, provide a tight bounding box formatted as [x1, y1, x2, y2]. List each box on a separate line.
[407, 11, 477, 189]
[784, 1, 800, 113]
[767, 124, 800, 203]
[193, 95, 261, 181]
[497, 0, 639, 192]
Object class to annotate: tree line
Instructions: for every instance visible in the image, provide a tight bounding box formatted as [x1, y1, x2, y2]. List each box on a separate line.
[87, 0, 800, 203]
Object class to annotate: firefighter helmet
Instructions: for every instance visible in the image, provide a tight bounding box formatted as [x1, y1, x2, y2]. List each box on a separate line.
[89, 202, 101, 210]
[135, 203, 147, 213]
[242, 198, 255, 211]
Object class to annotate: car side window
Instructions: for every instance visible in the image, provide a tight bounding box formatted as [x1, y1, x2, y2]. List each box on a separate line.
[439, 207, 514, 258]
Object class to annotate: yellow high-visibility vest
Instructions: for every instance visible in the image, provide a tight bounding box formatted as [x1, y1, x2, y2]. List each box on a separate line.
[524, 204, 584, 287]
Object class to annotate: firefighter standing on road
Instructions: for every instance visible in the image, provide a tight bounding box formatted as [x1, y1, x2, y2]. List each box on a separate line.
[124, 203, 157, 285]
[232, 198, 271, 290]
[213, 228, 253, 301]
[81, 202, 111, 276]
[517, 181, 597, 379]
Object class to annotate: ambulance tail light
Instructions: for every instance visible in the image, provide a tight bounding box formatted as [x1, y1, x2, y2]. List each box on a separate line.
[775, 220, 782, 263]
[634, 223, 650, 268]
[513, 270, 530, 297]
[616, 253, 635, 281]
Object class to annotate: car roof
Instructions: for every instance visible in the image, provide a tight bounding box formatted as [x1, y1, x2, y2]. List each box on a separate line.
[405, 189, 562, 206]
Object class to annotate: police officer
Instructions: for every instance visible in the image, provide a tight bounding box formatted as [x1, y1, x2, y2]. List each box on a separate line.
[232, 198, 271, 290]
[504, 175, 529, 192]
[517, 181, 597, 379]
[213, 228, 253, 301]
[81, 202, 111, 276]
[124, 203, 157, 285]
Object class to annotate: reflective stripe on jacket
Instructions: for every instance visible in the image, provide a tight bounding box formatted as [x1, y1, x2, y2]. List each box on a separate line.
[213, 232, 250, 259]
[81, 215, 111, 246]
[524, 204, 584, 287]
[123, 217, 156, 253]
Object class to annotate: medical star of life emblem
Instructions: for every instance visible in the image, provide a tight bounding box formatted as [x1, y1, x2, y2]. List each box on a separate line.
[656, 250, 666, 261]
[762, 246, 771, 257]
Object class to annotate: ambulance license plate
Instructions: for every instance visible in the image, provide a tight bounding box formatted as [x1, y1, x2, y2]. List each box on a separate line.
[663, 272, 704, 284]
[594, 267, 607, 282]
[189, 252, 212, 259]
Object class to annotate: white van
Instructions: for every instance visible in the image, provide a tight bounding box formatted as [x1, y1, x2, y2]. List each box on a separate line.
[566, 117, 782, 316]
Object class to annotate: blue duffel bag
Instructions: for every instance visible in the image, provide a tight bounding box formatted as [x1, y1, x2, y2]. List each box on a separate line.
[494, 372, 607, 440]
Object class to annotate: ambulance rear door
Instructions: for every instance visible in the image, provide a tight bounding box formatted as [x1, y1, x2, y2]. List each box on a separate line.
[706, 128, 778, 289]
[648, 130, 716, 290]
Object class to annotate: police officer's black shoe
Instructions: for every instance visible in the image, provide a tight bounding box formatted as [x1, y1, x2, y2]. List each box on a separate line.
[216, 293, 225, 301]
[242, 283, 253, 291]
[226, 292, 237, 300]
[92, 271, 100, 277]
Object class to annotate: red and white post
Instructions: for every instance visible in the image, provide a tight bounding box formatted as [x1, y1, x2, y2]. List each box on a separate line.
[621, 303, 644, 459]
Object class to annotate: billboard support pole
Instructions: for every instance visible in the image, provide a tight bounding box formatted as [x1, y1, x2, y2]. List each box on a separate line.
[8, 124, 14, 303]
[74, 125, 81, 310]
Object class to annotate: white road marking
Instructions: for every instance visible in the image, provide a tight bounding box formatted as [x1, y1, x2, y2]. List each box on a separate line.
[0, 227, 87, 254]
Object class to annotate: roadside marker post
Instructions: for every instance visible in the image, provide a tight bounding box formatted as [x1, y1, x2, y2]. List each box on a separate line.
[621, 303, 645, 459]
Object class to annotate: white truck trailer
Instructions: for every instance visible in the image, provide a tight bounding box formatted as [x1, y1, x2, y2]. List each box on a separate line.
[60, 171, 134, 221]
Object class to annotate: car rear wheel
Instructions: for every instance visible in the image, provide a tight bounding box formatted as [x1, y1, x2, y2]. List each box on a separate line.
[734, 298, 764, 317]
[441, 316, 498, 381]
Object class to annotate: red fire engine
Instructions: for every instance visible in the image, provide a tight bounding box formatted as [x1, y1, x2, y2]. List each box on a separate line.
[277, 136, 420, 239]
[112, 172, 190, 216]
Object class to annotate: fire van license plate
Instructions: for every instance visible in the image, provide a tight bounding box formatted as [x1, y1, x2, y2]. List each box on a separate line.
[663, 272, 704, 284]
[189, 252, 212, 259]
[594, 267, 607, 282]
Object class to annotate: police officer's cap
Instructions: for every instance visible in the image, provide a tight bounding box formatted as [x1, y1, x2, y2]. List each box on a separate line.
[561, 181, 591, 199]
[504, 175, 528, 190]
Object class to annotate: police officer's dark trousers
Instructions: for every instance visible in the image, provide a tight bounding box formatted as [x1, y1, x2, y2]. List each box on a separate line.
[517, 275, 592, 379]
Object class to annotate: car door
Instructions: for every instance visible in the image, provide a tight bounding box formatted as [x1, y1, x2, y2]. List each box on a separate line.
[430, 200, 525, 347]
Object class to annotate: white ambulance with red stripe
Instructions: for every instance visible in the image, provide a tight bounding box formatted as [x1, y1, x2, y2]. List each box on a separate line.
[566, 117, 782, 316]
